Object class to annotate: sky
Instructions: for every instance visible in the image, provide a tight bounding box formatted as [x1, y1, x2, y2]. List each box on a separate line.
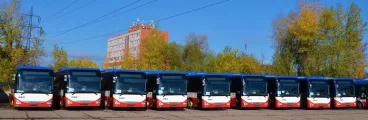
[17, 0, 368, 66]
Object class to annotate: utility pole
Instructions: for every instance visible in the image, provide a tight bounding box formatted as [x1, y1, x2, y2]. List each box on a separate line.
[21, 6, 42, 51]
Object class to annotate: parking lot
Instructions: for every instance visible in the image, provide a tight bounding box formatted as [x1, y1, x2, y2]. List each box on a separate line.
[0, 106, 367, 120]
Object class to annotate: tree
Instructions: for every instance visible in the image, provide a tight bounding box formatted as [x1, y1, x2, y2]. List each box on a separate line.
[137, 29, 167, 70]
[51, 45, 68, 71]
[271, 1, 367, 78]
[182, 33, 210, 72]
[120, 51, 136, 70]
[164, 42, 183, 71]
[0, 0, 45, 82]
[69, 57, 98, 68]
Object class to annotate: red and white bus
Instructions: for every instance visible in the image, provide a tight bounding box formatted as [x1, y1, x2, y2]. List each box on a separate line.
[101, 70, 147, 109]
[146, 72, 187, 109]
[9, 66, 54, 109]
[187, 73, 231, 109]
[230, 74, 271, 109]
[268, 76, 303, 109]
[331, 78, 356, 108]
[354, 79, 368, 109]
[300, 77, 331, 109]
[54, 68, 102, 108]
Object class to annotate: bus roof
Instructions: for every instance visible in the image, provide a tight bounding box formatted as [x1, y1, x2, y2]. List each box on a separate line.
[58, 68, 100, 72]
[17, 66, 53, 71]
[145, 71, 187, 76]
[332, 78, 354, 81]
[186, 73, 232, 78]
[306, 77, 331, 81]
[275, 76, 305, 80]
[354, 79, 368, 85]
[101, 69, 146, 74]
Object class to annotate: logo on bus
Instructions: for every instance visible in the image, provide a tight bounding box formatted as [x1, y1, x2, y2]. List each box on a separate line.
[163, 98, 168, 100]
[119, 97, 125, 100]
[71, 96, 78, 98]
[19, 96, 25, 99]
[208, 98, 213, 101]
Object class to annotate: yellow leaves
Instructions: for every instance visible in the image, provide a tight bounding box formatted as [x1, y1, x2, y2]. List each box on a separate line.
[69, 57, 98, 68]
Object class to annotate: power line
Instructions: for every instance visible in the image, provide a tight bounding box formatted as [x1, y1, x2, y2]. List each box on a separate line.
[56, 0, 230, 45]
[48, 0, 79, 20]
[50, 0, 143, 38]
[157, 0, 230, 22]
[44, 0, 56, 8]
[45, 0, 97, 23]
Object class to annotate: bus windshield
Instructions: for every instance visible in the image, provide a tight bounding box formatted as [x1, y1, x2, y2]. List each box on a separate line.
[336, 81, 355, 97]
[204, 77, 230, 96]
[16, 70, 53, 94]
[277, 79, 299, 97]
[67, 71, 101, 93]
[243, 77, 267, 96]
[309, 80, 330, 97]
[158, 75, 187, 95]
[115, 73, 146, 95]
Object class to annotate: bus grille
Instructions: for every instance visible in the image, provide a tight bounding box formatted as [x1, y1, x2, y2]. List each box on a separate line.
[75, 101, 94, 103]
[123, 102, 140, 104]
[249, 102, 264, 104]
[24, 101, 44, 104]
[165, 102, 183, 105]
[209, 102, 226, 105]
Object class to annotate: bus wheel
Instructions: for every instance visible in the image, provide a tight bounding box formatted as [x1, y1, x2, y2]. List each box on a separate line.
[357, 102, 363, 109]
[188, 100, 193, 109]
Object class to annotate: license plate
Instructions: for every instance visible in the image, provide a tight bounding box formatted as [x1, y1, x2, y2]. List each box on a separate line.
[215, 105, 221, 108]
[80, 104, 88, 106]
[30, 105, 38, 107]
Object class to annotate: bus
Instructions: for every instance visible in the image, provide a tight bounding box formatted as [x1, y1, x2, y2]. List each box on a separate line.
[354, 79, 368, 109]
[268, 76, 303, 109]
[53, 68, 102, 108]
[300, 77, 331, 109]
[230, 74, 271, 109]
[146, 71, 187, 109]
[331, 78, 356, 108]
[101, 70, 147, 109]
[9, 66, 54, 108]
[187, 73, 231, 109]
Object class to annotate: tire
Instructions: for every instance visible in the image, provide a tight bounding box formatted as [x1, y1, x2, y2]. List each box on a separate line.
[357, 102, 363, 109]
[188, 100, 193, 109]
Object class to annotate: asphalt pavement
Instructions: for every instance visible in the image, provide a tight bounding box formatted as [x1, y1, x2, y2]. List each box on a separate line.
[0, 108, 367, 120]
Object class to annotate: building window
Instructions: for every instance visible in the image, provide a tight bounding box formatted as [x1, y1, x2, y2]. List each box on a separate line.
[130, 47, 137, 52]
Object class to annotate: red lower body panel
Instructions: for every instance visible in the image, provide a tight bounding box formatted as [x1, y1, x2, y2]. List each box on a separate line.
[64, 97, 101, 108]
[156, 98, 187, 108]
[275, 99, 300, 108]
[13, 97, 52, 108]
[111, 98, 146, 108]
[201, 99, 230, 109]
[334, 100, 356, 108]
[241, 99, 268, 108]
[307, 101, 330, 109]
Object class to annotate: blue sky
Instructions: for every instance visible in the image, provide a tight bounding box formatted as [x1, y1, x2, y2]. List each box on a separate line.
[19, 0, 368, 66]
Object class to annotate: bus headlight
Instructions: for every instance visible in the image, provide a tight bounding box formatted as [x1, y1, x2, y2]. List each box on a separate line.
[96, 100, 100, 104]
[336, 102, 340, 106]
[309, 102, 314, 107]
[16, 100, 21, 105]
[244, 102, 247, 106]
[226, 102, 230, 106]
[183, 102, 187, 105]
[115, 101, 120, 105]
[204, 102, 209, 106]
[141, 101, 146, 105]
[159, 102, 163, 106]
[67, 100, 72, 105]
[278, 102, 282, 106]
[47, 101, 52, 105]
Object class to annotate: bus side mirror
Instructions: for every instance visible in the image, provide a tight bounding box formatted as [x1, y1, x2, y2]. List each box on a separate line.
[12, 74, 16, 81]
[64, 75, 67, 82]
